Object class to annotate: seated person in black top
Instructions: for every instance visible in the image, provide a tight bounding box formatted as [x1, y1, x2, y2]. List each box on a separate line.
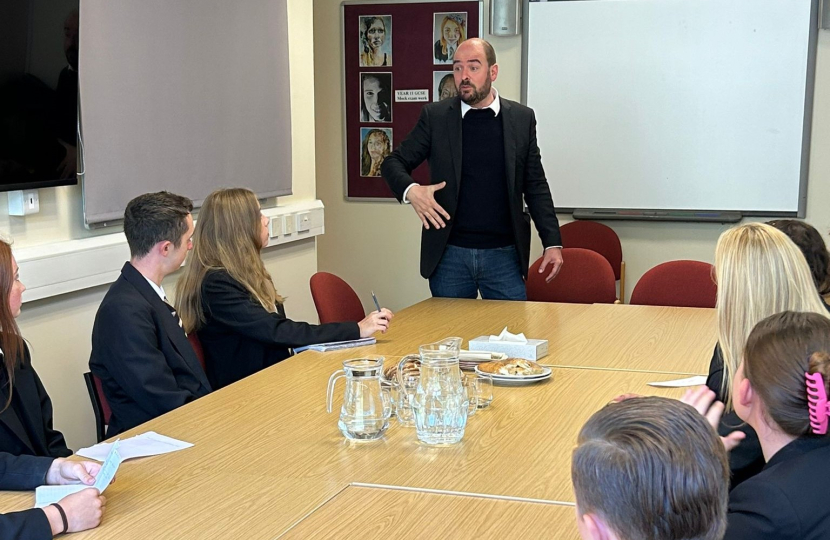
[0, 451, 106, 540]
[572, 397, 729, 540]
[689, 311, 830, 540]
[176, 188, 393, 390]
[89, 192, 212, 437]
[767, 219, 830, 312]
[0, 240, 70, 458]
[706, 223, 830, 487]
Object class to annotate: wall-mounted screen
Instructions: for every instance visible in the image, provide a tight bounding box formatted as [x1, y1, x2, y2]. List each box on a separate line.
[0, 0, 80, 192]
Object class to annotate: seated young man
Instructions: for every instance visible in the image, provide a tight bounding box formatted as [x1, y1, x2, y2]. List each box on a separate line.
[572, 397, 729, 540]
[89, 192, 211, 437]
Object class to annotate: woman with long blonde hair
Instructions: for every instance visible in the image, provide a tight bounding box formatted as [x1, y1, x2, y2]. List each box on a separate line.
[705, 222, 829, 485]
[177, 188, 392, 389]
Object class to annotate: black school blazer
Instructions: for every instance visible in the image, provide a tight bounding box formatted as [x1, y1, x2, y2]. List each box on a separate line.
[197, 270, 359, 390]
[0, 344, 70, 458]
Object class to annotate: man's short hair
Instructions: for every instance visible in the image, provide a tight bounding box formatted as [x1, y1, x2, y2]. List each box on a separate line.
[572, 397, 729, 540]
[480, 39, 497, 67]
[123, 192, 193, 259]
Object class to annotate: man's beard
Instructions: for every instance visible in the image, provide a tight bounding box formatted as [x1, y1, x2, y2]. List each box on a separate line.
[459, 79, 491, 106]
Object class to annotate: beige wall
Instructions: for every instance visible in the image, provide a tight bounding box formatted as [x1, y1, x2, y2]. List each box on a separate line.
[315, 1, 830, 311]
[12, 0, 319, 451]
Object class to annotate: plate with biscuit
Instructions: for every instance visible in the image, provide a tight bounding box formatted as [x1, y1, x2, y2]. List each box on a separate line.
[475, 359, 552, 385]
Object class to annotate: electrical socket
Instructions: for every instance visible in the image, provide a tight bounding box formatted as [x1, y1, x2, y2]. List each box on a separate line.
[8, 189, 39, 216]
[296, 212, 311, 232]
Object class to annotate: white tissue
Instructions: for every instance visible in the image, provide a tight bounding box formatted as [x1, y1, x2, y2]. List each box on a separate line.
[489, 327, 528, 343]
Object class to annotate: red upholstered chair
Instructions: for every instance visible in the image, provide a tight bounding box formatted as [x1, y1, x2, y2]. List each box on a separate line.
[188, 332, 207, 372]
[310, 272, 366, 324]
[629, 260, 717, 308]
[83, 372, 111, 443]
[559, 221, 625, 301]
[526, 247, 618, 304]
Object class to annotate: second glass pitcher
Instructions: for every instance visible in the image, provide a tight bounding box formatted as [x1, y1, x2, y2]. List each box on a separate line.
[412, 337, 468, 445]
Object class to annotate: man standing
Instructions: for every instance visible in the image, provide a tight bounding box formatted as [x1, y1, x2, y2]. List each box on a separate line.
[382, 39, 563, 300]
[90, 192, 211, 437]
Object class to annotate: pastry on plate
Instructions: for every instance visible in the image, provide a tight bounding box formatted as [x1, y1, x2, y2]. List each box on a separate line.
[477, 358, 545, 377]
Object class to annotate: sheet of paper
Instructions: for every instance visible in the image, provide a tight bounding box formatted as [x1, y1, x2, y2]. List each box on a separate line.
[647, 375, 708, 388]
[294, 337, 376, 353]
[35, 485, 86, 507]
[36, 441, 123, 507]
[77, 431, 193, 461]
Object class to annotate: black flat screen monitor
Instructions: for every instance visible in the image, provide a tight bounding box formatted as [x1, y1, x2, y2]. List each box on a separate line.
[0, 1, 80, 192]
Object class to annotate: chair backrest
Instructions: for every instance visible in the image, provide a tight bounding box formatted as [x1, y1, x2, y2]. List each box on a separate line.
[559, 221, 623, 280]
[188, 332, 207, 372]
[83, 372, 111, 443]
[526, 247, 618, 304]
[309, 272, 366, 324]
[630, 260, 717, 308]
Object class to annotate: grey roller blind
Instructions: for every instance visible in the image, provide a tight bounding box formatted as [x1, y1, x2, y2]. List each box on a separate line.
[79, 0, 292, 225]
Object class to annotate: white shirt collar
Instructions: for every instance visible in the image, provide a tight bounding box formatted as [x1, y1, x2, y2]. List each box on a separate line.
[460, 87, 501, 119]
[143, 276, 167, 302]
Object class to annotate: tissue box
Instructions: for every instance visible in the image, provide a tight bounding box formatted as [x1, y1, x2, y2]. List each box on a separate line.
[468, 336, 549, 361]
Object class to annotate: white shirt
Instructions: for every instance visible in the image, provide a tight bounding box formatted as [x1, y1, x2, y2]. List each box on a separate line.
[143, 276, 167, 303]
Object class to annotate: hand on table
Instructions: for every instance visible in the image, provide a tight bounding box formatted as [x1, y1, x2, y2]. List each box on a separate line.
[43, 488, 106, 536]
[408, 182, 450, 230]
[681, 386, 745, 451]
[359, 308, 394, 337]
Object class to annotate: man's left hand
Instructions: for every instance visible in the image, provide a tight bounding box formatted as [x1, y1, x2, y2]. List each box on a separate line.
[537, 247, 563, 283]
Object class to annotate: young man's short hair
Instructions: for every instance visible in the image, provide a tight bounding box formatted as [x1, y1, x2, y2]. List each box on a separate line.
[123, 192, 193, 259]
[572, 397, 729, 540]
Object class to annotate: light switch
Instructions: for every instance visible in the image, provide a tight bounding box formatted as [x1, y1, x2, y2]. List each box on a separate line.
[283, 213, 296, 235]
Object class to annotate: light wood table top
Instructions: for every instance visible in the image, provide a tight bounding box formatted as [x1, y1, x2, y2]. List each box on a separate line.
[369, 298, 715, 374]
[0, 299, 714, 538]
[278, 485, 580, 539]
[0, 360, 685, 538]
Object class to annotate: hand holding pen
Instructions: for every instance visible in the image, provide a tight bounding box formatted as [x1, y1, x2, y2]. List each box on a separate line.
[357, 291, 394, 337]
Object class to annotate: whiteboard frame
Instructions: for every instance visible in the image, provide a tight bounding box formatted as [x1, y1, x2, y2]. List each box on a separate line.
[520, 0, 820, 219]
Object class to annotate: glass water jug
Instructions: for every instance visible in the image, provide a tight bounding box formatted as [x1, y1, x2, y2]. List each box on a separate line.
[413, 337, 468, 445]
[326, 357, 391, 441]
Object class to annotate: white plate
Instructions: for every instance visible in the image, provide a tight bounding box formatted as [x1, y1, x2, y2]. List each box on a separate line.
[475, 365, 552, 384]
[485, 371, 553, 386]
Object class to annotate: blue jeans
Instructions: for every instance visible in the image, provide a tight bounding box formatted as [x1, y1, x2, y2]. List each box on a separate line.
[429, 245, 527, 301]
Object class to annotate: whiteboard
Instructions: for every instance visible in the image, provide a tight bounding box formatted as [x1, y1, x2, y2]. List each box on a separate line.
[523, 0, 818, 215]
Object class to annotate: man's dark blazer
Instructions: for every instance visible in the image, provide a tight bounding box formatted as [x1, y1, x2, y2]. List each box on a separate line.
[89, 262, 211, 437]
[197, 270, 359, 390]
[724, 436, 830, 540]
[0, 452, 53, 540]
[0, 346, 71, 458]
[381, 96, 561, 279]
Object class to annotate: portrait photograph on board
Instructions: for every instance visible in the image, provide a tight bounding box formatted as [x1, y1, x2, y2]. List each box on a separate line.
[360, 127, 392, 177]
[360, 72, 392, 123]
[433, 12, 466, 64]
[433, 71, 457, 102]
[359, 15, 392, 67]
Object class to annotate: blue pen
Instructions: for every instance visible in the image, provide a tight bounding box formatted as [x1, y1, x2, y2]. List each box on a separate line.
[371, 291, 382, 313]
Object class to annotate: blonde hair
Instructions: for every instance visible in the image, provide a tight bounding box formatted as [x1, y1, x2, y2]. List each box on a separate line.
[715, 222, 829, 408]
[176, 188, 282, 334]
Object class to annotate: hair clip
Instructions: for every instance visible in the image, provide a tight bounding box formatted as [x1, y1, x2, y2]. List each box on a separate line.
[805, 371, 830, 435]
[447, 14, 465, 27]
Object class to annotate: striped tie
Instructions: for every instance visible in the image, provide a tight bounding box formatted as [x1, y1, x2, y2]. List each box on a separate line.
[163, 296, 185, 334]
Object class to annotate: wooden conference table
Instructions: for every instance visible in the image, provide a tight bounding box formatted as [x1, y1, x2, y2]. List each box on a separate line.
[0, 299, 716, 539]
